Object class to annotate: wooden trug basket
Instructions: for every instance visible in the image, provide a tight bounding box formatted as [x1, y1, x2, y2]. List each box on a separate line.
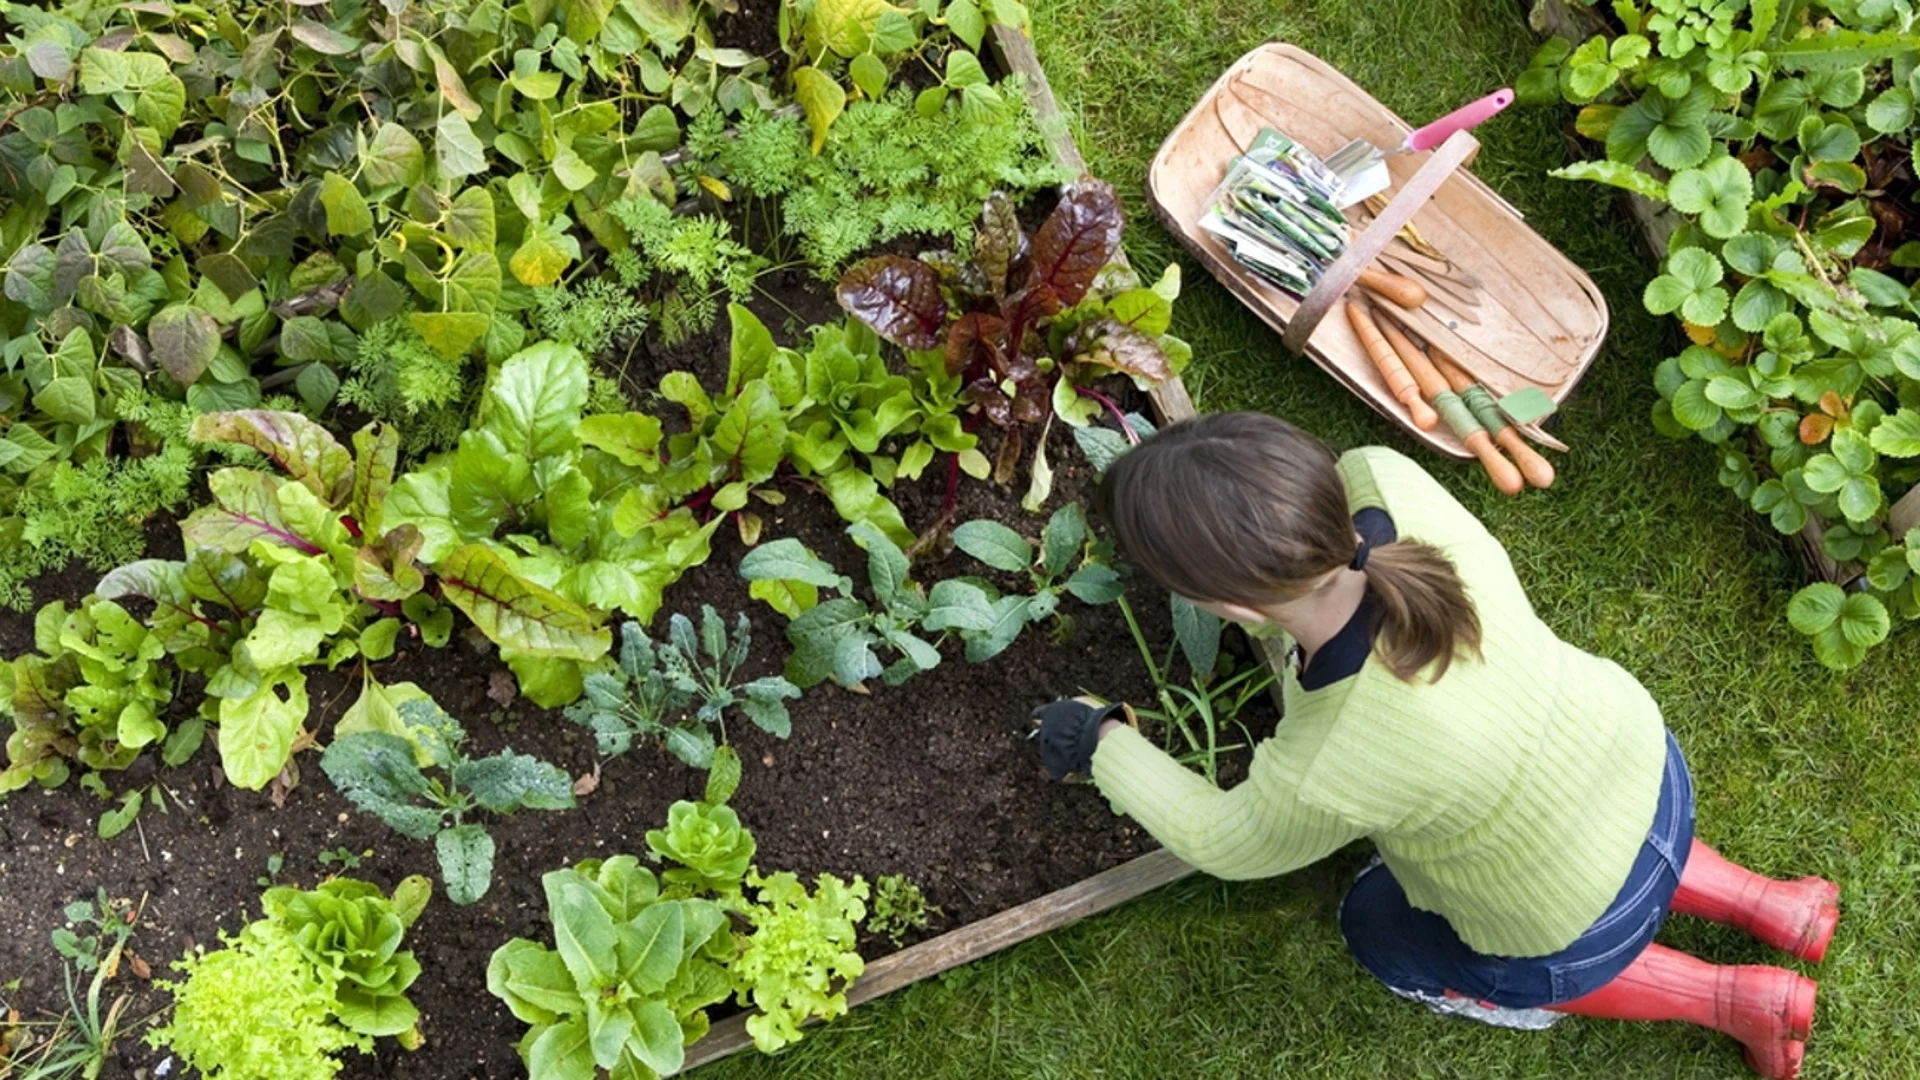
[1148, 43, 1609, 459]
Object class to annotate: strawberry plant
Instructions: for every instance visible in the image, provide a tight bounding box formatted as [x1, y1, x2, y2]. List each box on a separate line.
[320, 696, 574, 905]
[1526, 0, 1920, 667]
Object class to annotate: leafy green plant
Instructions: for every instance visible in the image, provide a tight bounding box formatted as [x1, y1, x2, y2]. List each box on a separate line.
[0, 595, 195, 797]
[147, 876, 427, 1080]
[646, 752, 757, 898]
[385, 339, 715, 705]
[319, 696, 574, 905]
[608, 303, 914, 552]
[732, 869, 869, 1053]
[738, 525, 967, 687]
[780, 0, 1026, 147]
[839, 184, 1188, 510]
[5, 892, 140, 1080]
[947, 503, 1128, 660]
[1526, 0, 1920, 667]
[684, 81, 1073, 275]
[262, 877, 433, 1042]
[485, 854, 741, 1079]
[866, 873, 940, 947]
[785, 317, 983, 490]
[82, 412, 426, 789]
[1115, 593, 1271, 784]
[567, 608, 801, 769]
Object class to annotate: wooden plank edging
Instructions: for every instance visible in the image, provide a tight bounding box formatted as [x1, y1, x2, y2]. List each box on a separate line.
[671, 849, 1194, 1073]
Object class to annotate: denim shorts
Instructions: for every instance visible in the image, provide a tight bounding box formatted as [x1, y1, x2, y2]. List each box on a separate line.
[1338, 729, 1694, 1009]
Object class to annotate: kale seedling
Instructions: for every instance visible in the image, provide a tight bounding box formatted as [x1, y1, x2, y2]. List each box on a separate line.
[949, 503, 1126, 660]
[566, 607, 801, 770]
[320, 697, 573, 905]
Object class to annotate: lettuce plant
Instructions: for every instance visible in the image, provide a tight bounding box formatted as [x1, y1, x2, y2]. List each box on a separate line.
[485, 855, 740, 1079]
[320, 696, 573, 905]
[262, 877, 433, 1041]
[609, 304, 915, 553]
[147, 876, 429, 1080]
[0, 596, 182, 795]
[732, 869, 870, 1054]
[566, 608, 800, 770]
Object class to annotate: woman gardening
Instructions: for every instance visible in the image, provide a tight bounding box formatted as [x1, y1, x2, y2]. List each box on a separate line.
[1034, 412, 1839, 1079]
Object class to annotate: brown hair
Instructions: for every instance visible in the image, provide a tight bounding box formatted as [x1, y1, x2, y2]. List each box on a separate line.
[1096, 412, 1481, 681]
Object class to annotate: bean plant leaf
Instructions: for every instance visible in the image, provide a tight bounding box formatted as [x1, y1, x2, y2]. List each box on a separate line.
[792, 65, 846, 153]
[148, 303, 221, 385]
[437, 113, 488, 179]
[837, 256, 947, 350]
[320, 173, 375, 237]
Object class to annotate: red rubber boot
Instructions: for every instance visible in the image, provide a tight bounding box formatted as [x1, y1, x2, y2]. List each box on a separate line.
[1547, 943, 1817, 1080]
[1672, 840, 1840, 963]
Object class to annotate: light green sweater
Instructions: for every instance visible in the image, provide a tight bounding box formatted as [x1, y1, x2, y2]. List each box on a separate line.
[1091, 447, 1668, 958]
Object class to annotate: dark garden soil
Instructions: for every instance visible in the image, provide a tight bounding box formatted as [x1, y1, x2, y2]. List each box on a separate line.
[0, 283, 1276, 1077]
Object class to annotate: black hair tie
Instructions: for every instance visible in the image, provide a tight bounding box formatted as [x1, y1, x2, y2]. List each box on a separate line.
[1349, 540, 1371, 571]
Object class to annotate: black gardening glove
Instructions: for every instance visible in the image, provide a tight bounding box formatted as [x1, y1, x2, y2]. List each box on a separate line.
[1030, 697, 1128, 781]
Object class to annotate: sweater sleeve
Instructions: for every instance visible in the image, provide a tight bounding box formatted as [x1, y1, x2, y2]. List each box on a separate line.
[1089, 726, 1366, 879]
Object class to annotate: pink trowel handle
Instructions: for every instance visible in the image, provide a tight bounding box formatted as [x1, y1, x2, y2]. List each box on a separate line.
[1403, 89, 1515, 152]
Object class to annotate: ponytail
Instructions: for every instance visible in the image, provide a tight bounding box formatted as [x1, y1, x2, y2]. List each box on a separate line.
[1357, 540, 1481, 681]
[1100, 411, 1481, 683]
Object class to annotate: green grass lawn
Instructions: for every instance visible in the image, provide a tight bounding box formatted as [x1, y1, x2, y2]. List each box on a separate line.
[698, 1, 1920, 1076]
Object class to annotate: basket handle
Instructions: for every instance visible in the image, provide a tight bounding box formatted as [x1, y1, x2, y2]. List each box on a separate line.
[1282, 129, 1479, 355]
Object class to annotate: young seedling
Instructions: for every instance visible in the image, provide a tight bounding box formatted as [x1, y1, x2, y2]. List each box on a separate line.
[565, 606, 800, 769]
[866, 873, 942, 947]
[1116, 593, 1273, 784]
[320, 697, 574, 905]
[741, 524, 982, 688]
[948, 503, 1126, 661]
[14, 891, 141, 1080]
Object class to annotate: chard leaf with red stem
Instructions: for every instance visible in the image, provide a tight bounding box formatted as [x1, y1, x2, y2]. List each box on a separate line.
[836, 256, 947, 351]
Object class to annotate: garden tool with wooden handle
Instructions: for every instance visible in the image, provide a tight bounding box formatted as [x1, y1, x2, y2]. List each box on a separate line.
[1431, 351, 1556, 489]
[1347, 298, 1437, 430]
[1355, 266, 1427, 311]
[1378, 319, 1524, 495]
